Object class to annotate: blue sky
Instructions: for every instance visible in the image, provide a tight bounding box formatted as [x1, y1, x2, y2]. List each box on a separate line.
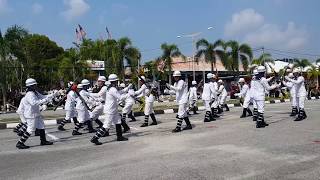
[1, 0, 319, 63]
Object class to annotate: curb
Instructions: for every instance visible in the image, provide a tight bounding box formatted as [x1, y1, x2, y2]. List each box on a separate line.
[1, 96, 319, 130]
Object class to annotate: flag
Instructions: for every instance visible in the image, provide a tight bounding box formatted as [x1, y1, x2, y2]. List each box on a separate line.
[75, 28, 81, 41]
[106, 26, 112, 39]
[78, 24, 86, 39]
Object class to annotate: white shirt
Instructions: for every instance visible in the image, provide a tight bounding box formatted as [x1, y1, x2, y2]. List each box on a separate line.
[76, 90, 93, 110]
[209, 81, 218, 99]
[189, 87, 197, 101]
[251, 77, 277, 101]
[218, 85, 228, 97]
[237, 84, 249, 98]
[121, 89, 136, 105]
[16, 97, 26, 115]
[104, 86, 124, 115]
[23, 91, 51, 118]
[90, 86, 108, 103]
[202, 83, 214, 101]
[282, 81, 296, 96]
[169, 79, 188, 104]
[286, 76, 307, 97]
[135, 84, 147, 98]
[65, 91, 77, 111]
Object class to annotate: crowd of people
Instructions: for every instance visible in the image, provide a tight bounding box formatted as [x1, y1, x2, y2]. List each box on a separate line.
[11, 65, 308, 149]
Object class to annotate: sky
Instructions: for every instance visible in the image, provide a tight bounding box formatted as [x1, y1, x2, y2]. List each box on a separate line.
[1, 0, 320, 63]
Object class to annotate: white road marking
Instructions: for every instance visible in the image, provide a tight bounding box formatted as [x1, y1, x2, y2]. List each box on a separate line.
[45, 131, 60, 141]
[130, 126, 139, 131]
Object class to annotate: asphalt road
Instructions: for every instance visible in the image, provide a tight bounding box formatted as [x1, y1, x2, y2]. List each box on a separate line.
[0, 101, 320, 180]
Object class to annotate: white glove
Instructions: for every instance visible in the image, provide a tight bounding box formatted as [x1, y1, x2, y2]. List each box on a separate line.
[127, 83, 133, 89]
[40, 104, 47, 111]
[166, 83, 171, 89]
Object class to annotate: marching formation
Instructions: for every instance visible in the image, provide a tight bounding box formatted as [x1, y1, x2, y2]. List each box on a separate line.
[13, 66, 308, 149]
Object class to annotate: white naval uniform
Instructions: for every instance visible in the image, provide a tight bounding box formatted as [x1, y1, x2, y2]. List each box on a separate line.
[242, 80, 257, 109]
[168, 79, 189, 118]
[135, 84, 147, 98]
[64, 90, 78, 120]
[286, 76, 307, 109]
[218, 85, 228, 105]
[76, 90, 94, 123]
[144, 89, 155, 116]
[90, 86, 108, 120]
[202, 83, 215, 111]
[189, 86, 197, 109]
[210, 81, 219, 108]
[23, 91, 52, 134]
[103, 86, 126, 129]
[121, 89, 136, 114]
[282, 81, 297, 107]
[16, 97, 27, 124]
[251, 77, 277, 113]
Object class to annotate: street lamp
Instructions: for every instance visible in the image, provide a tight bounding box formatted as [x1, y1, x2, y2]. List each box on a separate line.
[177, 27, 214, 81]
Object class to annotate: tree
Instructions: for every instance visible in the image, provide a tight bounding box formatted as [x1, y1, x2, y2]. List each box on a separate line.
[225, 40, 253, 72]
[294, 59, 312, 69]
[251, 53, 274, 66]
[195, 39, 225, 72]
[159, 43, 183, 84]
[0, 29, 10, 109]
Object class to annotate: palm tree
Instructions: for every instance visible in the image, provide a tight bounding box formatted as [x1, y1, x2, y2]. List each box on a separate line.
[159, 43, 182, 84]
[316, 58, 320, 64]
[251, 53, 274, 65]
[195, 39, 225, 72]
[225, 40, 253, 73]
[294, 59, 312, 69]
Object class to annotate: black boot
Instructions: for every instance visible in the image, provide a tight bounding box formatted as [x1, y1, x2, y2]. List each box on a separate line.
[252, 108, 258, 121]
[290, 107, 297, 116]
[72, 123, 83, 136]
[204, 111, 212, 122]
[240, 108, 247, 118]
[116, 124, 128, 141]
[16, 132, 31, 149]
[172, 117, 183, 133]
[121, 114, 130, 133]
[73, 117, 80, 126]
[182, 117, 192, 130]
[90, 127, 107, 145]
[35, 128, 40, 136]
[17, 123, 27, 136]
[256, 112, 265, 128]
[212, 108, 220, 118]
[302, 110, 307, 119]
[58, 118, 68, 131]
[294, 109, 304, 121]
[193, 106, 198, 114]
[247, 108, 253, 116]
[217, 106, 223, 114]
[94, 119, 103, 128]
[225, 104, 230, 111]
[150, 113, 158, 125]
[13, 122, 24, 133]
[140, 115, 149, 127]
[86, 121, 96, 133]
[39, 129, 53, 146]
[128, 111, 136, 122]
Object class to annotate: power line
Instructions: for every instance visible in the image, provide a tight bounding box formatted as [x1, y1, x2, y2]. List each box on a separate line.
[264, 47, 320, 57]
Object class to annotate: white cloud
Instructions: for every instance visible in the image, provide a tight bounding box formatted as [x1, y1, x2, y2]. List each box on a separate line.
[0, 0, 12, 15]
[225, 8, 264, 37]
[225, 9, 308, 50]
[61, 0, 90, 21]
[32, 3, 43, 14]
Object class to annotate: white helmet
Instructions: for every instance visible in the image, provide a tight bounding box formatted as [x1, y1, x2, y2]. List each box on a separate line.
[257, 66, 266, 73]
[253, 69, 259, 75]
[25, 78, 37, 87]
[192, 81, 197, 85]
[293, 68, 301, 73]
[218, 79, 223, 83]
[77, 84, 83, 89]
[105, 81, 111, 86]
[97, 76, 106, 82]
[140, 76, 146, 81]
[67, 81, 74, 87]
[108, 74, 118, 82]
[81, 79, 90, 85]
[119, 83, 126, 88]
[238, 78, 245, 83]
[206, 73, 213, 79]
[288, 73, 294, 78]
[173, 71, 181, 77]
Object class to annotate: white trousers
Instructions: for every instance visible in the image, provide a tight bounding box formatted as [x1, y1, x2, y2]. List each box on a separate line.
[65, 109, 77, 120]
[243, 96, 257, 109]
[90, 104, 104, 120]
[290, 96, 297, 107]
[204, 100, 211, 111]
[219, 95, 227, 105]
[254, 100, 265, 113]
[103, 113, 121, 129]
[178, 103, 188, 118]
[122, 103, 134, 114]
[144, 102, 154, 115]
[26, 117, 45, 134]
[77, 109, 90, 123]
[296, 96, 306, 109]
[210, 99, 218, 108]
[19, 115, 26, 124]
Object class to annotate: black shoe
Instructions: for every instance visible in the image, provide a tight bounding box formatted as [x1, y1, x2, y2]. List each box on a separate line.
[72, 130, 82, 136]
[213, 114, 220, 118]
[102, 131, 109, 137]
[240, 109, 247, 118]
[123, 127, 130, 133]
[40, 140, 53, 146]
[294, 116, 304, 121]
[204, 118, 211, 122]
[150, 122, 157, 126]
[182, 125, 192, 130]
[117, 136, 128, 141]
[129, 119, 136, 122]
[116, 124, 128, 141]
[91, 138, 102, 145]
[289, 113, 296, 117]
[140, 123, 148, 127]
[256, 121, 265, 128]
[16, 142, 30, 149]
[262, 121, 269, 126]
[58, 125, 66, 131]
[172, 127, 182, 133]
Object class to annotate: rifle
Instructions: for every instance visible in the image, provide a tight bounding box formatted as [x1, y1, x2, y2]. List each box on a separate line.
[75, 89, 93, 112]
[53, 85, 73, 111]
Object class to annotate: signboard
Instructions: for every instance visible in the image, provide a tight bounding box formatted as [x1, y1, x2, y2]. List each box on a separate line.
[86, 60, 105, 71]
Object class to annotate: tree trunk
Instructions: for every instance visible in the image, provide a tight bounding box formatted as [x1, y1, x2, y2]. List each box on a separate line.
[1, 86, 6, 111]
[211, 62, 214, 72]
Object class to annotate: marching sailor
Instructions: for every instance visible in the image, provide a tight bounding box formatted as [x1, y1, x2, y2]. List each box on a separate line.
[139, 83, 158, 127]
[202, 73, 216, 122]
[210, 74, 220, 118]
[282, 73, 297, 116]
[188, 80, 198, 115]
[118, 83, 134, 133]
[90, 74, 130, 145]
[251, 66, 280, 128]
[16, 78, 56, 149]
[236, 77, 253, 118]
[217, 79, 229, 113]
[285, 68, 307, 121]
[58, 81, 79, 131]
[167, 71, 192, 132]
